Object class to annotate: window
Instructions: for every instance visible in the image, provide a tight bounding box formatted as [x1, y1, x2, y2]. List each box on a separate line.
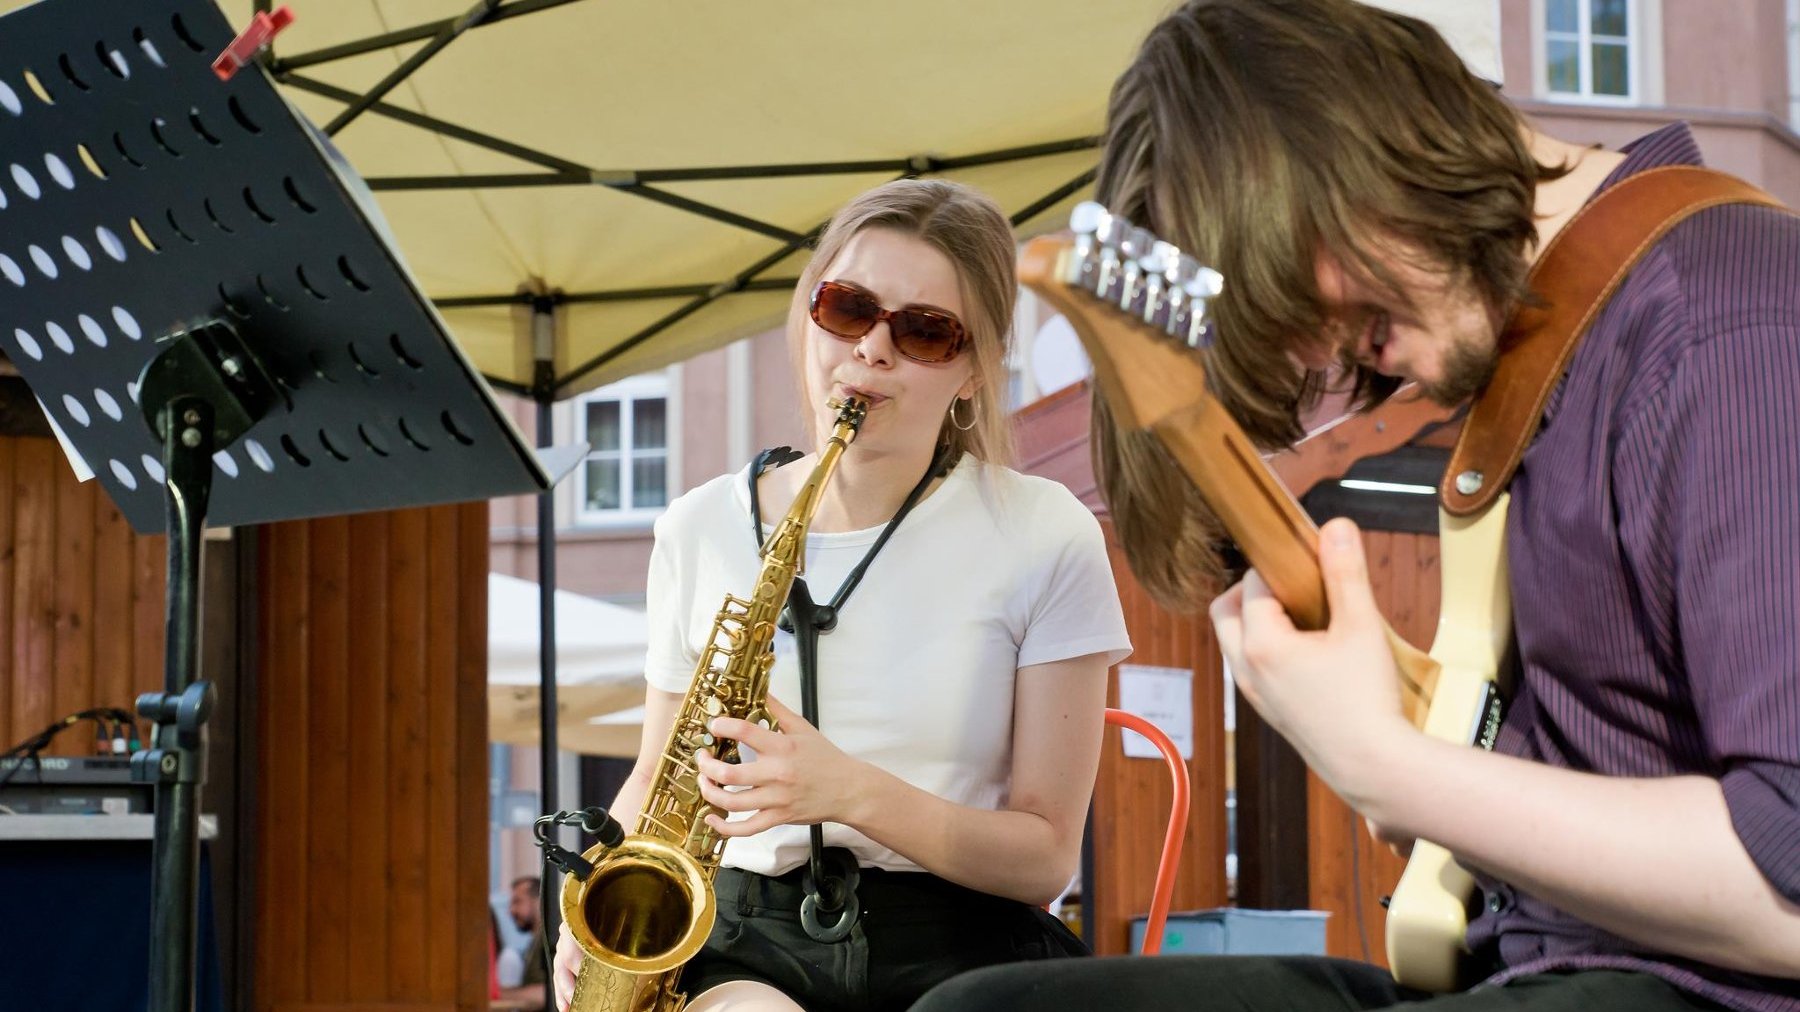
[576, 374, 671, 524]
[1545, 0, 1635, 102]
[1790, 1, 1800, 132]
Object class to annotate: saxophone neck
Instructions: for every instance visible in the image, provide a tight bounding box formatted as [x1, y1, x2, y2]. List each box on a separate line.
[765, 398, 866, 569]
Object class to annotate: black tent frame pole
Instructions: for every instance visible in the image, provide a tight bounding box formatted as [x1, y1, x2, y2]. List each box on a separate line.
[323, 0, 502, 136]
[273, 0, 588, 73]
[362, 137, 1101, 191]
[552, 206, 847, 395]
[439, 278, 802, 311]
[289, 77, 798, 243]
[1010, 168, 1099, 229]
[552, 167, 1098, 395]
[532, 298, 563, 975]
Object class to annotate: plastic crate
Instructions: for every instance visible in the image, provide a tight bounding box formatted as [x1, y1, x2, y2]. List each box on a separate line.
[1129, 908, 1330, 956]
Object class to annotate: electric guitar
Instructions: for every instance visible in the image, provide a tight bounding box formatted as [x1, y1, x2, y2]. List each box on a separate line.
[1017, 203, 1509, 991]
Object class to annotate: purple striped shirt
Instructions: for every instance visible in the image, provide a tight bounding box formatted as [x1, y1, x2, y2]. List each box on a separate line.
[1465, 123, 1800, 1010]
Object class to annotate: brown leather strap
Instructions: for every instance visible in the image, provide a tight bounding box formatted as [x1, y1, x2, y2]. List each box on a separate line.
[1441, 166, 1787, 516]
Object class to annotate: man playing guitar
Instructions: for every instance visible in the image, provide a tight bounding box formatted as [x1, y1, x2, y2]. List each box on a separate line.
[911, 1, 1800, 1010]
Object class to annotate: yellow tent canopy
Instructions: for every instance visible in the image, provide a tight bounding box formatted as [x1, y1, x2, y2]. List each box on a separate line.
[0, 0, 1500, 402]
[188, 0, 1182, 401]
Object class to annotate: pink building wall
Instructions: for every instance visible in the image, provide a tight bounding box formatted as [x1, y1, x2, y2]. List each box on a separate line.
[1499, 0, 1800, 205]
[488, 327, 805, 604]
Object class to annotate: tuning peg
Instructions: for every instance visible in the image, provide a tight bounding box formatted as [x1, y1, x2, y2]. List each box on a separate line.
[1172, 265, 1223, 347]
[1139, 240, 1177, 326]
[1184, 266, 1225, 300]
[1069, 201, 1108, 235]
[1139, 239, 1175, 275]
[1117, 226, 1154, 313]
[1161, 253, 1194, 338]
[1094, 212, 1137, 300]
[1170, 252, 1201, 286]
[1184, 295, 1216, 349]
[1095, 209, 1131, 244]
[1065, 201, 1112, 285]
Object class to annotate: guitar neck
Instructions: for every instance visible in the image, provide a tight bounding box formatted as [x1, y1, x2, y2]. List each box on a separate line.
[1155, 397, 1326, 628]
[1152, 399, 1437, 726]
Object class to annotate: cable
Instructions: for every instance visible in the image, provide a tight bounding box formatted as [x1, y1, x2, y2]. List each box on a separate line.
[1351, 819, 1372, 963]
[0, 708, 140, 796]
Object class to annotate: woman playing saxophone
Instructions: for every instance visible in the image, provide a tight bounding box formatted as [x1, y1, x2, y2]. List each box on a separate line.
[554, 179, 1131, 1012]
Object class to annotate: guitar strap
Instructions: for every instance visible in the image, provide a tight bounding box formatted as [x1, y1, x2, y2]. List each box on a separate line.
[1441, 166, 1788, 516]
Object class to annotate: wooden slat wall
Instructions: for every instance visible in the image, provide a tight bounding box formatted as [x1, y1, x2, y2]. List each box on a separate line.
[1307, 528, 1443, 964]
[0, 435, 167, 755]
[253, 502, 488, 1012]
[1091, 529, 1230, 956]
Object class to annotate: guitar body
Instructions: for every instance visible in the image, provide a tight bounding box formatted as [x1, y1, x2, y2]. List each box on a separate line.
[1385, 500, 1511, 992]
[1017, 230, 1511, 992]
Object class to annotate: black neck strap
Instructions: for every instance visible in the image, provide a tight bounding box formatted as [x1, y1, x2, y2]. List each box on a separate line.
[744, 440, 957, 942]
[747, 441, 957, 632]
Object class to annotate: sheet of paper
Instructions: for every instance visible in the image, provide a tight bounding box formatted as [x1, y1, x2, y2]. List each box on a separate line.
[40, 399, 93, 482]
[1117, 663, 1194, 760]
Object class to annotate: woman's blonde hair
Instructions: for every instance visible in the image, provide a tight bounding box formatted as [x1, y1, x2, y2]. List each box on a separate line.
[787, 178, 1017, 467]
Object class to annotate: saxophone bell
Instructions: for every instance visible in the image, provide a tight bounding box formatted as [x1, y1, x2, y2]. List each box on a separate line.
[560, 836, 717, 974]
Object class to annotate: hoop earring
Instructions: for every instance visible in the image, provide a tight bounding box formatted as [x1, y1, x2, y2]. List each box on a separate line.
[949, 396, 977, 432]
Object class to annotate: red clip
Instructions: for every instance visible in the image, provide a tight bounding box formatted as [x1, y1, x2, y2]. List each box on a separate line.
[212, 6, 296, 82]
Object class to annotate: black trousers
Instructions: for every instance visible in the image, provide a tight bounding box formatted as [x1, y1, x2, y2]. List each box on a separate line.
[906, 956, 1726, 1012]
[680, 860, 1086, 1012]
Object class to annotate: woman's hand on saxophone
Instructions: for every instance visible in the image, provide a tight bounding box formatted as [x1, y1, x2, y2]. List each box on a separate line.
[551, 920, 580, 1011]
[696, 695, 872, 835]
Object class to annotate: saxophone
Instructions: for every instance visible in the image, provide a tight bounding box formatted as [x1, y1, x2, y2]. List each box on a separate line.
[560, 397, 868, 1012]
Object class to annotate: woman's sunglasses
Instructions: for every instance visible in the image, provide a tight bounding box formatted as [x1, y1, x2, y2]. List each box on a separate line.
[809, 279, 969, 364]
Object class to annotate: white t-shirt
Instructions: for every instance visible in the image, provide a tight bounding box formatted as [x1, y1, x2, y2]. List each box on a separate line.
[642, 454, 1132, 876]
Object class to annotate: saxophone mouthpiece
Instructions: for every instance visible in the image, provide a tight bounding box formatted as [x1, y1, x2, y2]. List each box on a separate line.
[827, 396, 869, 433]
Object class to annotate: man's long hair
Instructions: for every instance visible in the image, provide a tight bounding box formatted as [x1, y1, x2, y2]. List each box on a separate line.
[1093, 0, 1561, 608]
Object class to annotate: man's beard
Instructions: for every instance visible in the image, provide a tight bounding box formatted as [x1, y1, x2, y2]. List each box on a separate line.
[1419, 331, 1499, 406]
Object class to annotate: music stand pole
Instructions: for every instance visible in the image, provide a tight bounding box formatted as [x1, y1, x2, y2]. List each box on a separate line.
[132, 323, 279, 1012]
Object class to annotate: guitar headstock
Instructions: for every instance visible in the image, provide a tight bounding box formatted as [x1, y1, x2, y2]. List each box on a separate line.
[1019, 202, 1224, 432]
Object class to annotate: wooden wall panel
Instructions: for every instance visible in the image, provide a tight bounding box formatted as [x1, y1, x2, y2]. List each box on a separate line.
[51, 468, 96, 734]
[385, 510, 431, 998]
[1090, 528, 1230, 956]
[253, 501, 488, 1012]
[0, 434, 166, 757]
[1307, 528, 1442, 964]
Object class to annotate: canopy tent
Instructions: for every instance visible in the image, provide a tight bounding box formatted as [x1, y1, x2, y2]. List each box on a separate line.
[487, 572, 647, 757]
[0, 0, 1501, 401]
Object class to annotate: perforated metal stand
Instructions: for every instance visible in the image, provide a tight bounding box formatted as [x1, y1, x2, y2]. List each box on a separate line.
[0, 3, 566, 1009]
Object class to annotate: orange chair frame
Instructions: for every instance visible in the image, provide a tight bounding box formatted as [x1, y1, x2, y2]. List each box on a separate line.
[1103, 707, 1190, 956]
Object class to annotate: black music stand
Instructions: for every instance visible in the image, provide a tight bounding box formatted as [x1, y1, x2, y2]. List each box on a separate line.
[0, 3, 578, 1009]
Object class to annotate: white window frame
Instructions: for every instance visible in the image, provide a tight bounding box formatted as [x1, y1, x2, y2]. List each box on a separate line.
[572, 371, 677, 528]
[1539, 0, 1640, 105]
[1789, 0, 1800, 133]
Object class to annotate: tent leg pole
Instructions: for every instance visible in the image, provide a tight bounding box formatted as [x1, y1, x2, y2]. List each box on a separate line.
[533, 304, 563, 972]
